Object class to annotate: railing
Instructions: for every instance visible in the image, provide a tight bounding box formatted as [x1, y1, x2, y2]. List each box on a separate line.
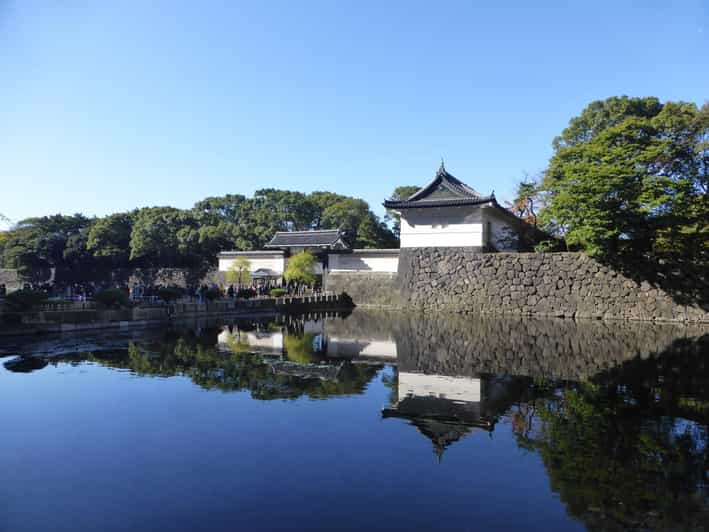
[36, 301, 98, 311]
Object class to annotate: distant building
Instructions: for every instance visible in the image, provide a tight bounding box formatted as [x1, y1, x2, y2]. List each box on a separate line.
[217, 229, 350, 285]
[218, 163, 522, 285]
[384, 162, 521, 251]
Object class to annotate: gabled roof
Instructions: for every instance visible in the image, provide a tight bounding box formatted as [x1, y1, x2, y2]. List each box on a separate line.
[265, 229, 348, 249]
[383, 162, 495, 209]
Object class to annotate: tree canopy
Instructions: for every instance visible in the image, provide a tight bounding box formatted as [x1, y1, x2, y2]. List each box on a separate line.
[384, 185, 420, 238]
[540, 96, 708, 259]
[283, 251, 317, 286]
[0, 188, 397, 274]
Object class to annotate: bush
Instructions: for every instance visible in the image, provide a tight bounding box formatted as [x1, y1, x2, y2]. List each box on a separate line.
[4, 289, 49, 311]
[534, 240, 561, 253]
[270, 288, 286, 297]
[157, 286, 185, 302]
[95, 288, 129, 308]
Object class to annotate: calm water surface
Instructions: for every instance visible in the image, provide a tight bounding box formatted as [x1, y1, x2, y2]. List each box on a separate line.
[1, 311, 708, 531]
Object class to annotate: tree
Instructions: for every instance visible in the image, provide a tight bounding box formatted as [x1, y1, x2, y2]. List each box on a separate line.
[225, 257, 251, 287]
[87, 212, 134, 265]
[384, 185, 419, 238]
[129, 207, 202, 265]
[541, 96, 709, 259]
[283, 251, 316, 286]
[355, 213, 398, 248]
[505, 177, 540, 226]
[1, 214, 92, 273]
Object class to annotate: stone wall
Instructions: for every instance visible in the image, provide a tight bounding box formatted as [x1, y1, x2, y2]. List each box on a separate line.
[397, 249, 708, 322]
[325, 272, 404, 308]
[0, 269, 22, 291]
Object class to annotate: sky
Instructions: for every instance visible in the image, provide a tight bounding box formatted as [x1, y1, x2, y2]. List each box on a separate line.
[1, 0, 707, 228]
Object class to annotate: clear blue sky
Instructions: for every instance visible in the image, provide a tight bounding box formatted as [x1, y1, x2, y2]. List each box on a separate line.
[1, 0, 707, 228]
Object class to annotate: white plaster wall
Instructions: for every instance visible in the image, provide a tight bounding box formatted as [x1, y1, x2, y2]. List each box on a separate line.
[482, 208, 519, 252]
[328, 252, 399, 273]
[399, 206, 484, 248]
[398, 372, 481, 403]
[218, 254, 286, 274]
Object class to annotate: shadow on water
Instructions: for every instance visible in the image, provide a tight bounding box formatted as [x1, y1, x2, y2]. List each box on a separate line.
[2, 309, 708, 530]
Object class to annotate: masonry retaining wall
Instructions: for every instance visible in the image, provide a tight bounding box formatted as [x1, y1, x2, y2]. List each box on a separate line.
[396, 249, 708, 322]
[325, 272, 404, 308]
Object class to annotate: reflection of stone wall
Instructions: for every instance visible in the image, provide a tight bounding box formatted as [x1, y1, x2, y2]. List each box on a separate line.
[324, 309, 406, 341]
[390, 312, 708, 381]
[397, 249, 708, 322]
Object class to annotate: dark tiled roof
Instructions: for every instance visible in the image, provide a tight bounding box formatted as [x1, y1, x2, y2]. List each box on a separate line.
[383, 162, 494, 209]
[265, 229, 345, 248]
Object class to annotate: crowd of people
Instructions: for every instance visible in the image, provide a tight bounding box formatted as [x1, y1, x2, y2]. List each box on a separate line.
[1, 279, 323, 305]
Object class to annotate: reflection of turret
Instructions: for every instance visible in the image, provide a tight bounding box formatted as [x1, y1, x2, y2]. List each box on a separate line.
[382, 372, 500, 462]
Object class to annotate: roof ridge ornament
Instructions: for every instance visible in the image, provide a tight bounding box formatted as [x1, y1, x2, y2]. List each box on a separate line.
[437, 158, 446, 176]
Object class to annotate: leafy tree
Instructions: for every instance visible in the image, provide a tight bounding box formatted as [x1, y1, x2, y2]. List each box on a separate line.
[505, 177, 540, 226]
[384, 185, 419, 238]
[284, 251, 316, 286]
[86, 212, 134, 265]
[1, 214, 92, 273]
[129, 207, 201, 265]
[541, 96, 708, 259]
[355, 213, 398, 248]
[225, 257, 251, 286]
[1, 187, 397, 273]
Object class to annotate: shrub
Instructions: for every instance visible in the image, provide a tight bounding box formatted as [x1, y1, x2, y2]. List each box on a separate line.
[4, 289, 48, 311]
[534, 240, 561, 253]
[270, 288, 286, 297]
[95, 288, 129, 308]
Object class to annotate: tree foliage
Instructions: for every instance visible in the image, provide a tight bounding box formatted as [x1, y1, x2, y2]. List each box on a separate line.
[540, 96, 708, 259]
[283, 251, 316, 286]
[225, 257, 251, 286]
[0, 188, 397, 274]
[384, 185, 419, 238]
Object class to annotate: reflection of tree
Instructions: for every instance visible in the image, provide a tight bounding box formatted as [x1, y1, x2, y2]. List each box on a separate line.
[284, 333, 316, 364]
[85, 331, 381, 401]
[516, 336, 709, 530]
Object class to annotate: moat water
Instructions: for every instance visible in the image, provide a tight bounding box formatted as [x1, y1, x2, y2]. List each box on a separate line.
[1, 310, 708, 531]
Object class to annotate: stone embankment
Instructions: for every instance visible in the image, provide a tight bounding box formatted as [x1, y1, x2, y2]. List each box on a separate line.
[397, 250, 708, 322]
[0, 294, 350, 337]
[328, 249, 708, 322]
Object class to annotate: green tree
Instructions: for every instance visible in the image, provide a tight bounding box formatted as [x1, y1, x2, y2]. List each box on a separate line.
[355, 213, 397, 248]
[284, 251, 316, 286]
[384, 185, 419, 238]
[225, 257, 251, 286]
[86, 212, 134, 265]
[1, 214, 92, 273]
[541, 96, 709, 258]
[129, 207, 202, 265]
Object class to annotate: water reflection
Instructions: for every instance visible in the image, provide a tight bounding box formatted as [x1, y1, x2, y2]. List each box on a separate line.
[2, 310, 708, 530]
